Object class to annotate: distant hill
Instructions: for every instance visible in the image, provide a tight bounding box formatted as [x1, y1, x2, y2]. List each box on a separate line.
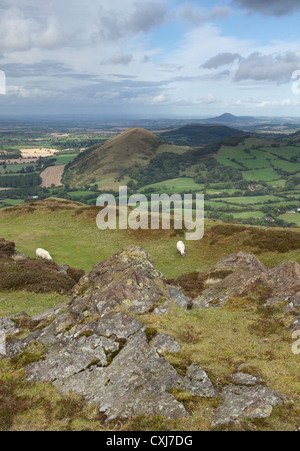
[63, 127, 184, 188]
[207, 113, 238, 123]
[199, 113, 260, 127]
[206, 113, 256, 122]
[159, 124, 248, 146]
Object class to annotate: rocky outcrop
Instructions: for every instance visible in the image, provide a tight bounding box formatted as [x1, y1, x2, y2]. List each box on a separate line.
[212, 383, 286, 428]
[0, 246, 200, 422]
[0, 246, 290, 427]
[192, 252, 300, 311]
[212, 364, 287, 428]
[72, 246, 191, 316]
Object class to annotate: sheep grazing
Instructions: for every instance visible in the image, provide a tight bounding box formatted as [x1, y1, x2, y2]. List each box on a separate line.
[177, 241, 186, 257]
[36, 248, 53, 262]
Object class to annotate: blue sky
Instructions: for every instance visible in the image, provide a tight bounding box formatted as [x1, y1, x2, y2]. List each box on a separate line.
[1, 0, 300, 117]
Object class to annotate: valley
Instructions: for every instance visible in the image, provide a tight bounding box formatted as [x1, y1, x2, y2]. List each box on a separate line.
[1, 115, 300, 229]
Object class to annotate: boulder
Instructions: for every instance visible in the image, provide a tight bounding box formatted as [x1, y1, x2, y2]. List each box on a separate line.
[150, 333, 181, 354]
[72, 246, 171, 315]
[53, 330, 186, 422]
[182, 364, 217, 398]
[0, 317, 20, 356]
[192, 252, 300, 310]
[212, 384, 286, 428]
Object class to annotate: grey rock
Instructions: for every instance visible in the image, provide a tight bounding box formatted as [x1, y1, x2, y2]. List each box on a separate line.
[183, 364, 217, 398]
[288, 316, 300, 332]
[231, 372, 265, 387]
[215, 252, 267, 273]
[212, 384, 285, 427]
[5, 245, 289, 426]
[0, 316, 19, 336]
[91, 311, 145, 340]
[6, 330, 41, 358]
[72, 245, 170, 315]
[26, 334, 109, 382]
[11, 250, 29, 261]
[53, 330, 186, 421]
[153, 299, 171, 316]
[0, 317, 20, 356]
[192, 252, 300, 310]
[0, 331, 6, 356]
[150, 333, 181, 354]
[168, 286, 192, 310]
[192, 270, 267, 309]
[31, 302, 68, 324]
[57, 263, 71, 275]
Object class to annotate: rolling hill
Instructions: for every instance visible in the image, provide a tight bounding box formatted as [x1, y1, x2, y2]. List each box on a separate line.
[200, 113, 257, 126]
[63, 127, 186, 189]
[159, 124, 248, 146]
[63, 125, 249, 188]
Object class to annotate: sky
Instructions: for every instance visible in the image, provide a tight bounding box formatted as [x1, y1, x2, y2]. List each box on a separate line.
[1, 0, 300, 118]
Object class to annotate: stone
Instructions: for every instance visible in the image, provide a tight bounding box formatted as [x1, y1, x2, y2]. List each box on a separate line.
[168, 286, 192, 310]
[0, 331, 6, 356]
[26, 335, 109, 382]
[192, 252, 300, 310]
[80, 311, 145, 340]
[0, 317, 20, 356]
[0, 316, 20, 336]
[212, 384, 285, 427]
[183, 364, 217, 398]
[52, 330, 186, 421]
[230, 372, 265, 387]
[150, 333, 181, 354]
[215, 252, 267, 273]
[11, 250, 30, 262]
[72, 246, 171, 315]
[153, 299, 171, 316]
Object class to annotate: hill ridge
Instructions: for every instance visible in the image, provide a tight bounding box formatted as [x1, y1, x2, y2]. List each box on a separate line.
[63, 127, 166, 188]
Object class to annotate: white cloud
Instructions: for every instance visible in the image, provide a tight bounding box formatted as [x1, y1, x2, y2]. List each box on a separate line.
[103, 53, 133, 66]
[151, 94, 170, 104]
[235, 52, 300, 83]
[0, 6, 67, 52]
[95, 1, 168, 41]
[6, 85, 40, 98]
[202, 52, 243, 69]
[180, 3, 232, 25]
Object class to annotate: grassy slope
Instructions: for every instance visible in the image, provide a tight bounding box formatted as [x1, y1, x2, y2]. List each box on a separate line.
[1, 201, 300, 278]
[63, 128, 185, 188]
[0, 201, 299, 431]
[159, 124, 246, 146]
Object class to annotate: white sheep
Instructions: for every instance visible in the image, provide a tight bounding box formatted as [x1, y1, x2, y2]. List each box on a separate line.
[36, 248, 53, 261]
[177, 241, 186, 257]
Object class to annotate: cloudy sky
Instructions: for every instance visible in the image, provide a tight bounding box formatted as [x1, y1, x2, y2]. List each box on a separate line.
[1, 0, 300, 117]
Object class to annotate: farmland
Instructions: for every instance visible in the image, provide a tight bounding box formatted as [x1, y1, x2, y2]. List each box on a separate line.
[0, 119, 300, 228]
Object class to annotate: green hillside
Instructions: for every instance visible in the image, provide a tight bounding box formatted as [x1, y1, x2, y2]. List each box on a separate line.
[63, 127, 186, 189]
[159, 124, 247, 146]
[0, 199, 299, 278]
[0, 200, 299, 431]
